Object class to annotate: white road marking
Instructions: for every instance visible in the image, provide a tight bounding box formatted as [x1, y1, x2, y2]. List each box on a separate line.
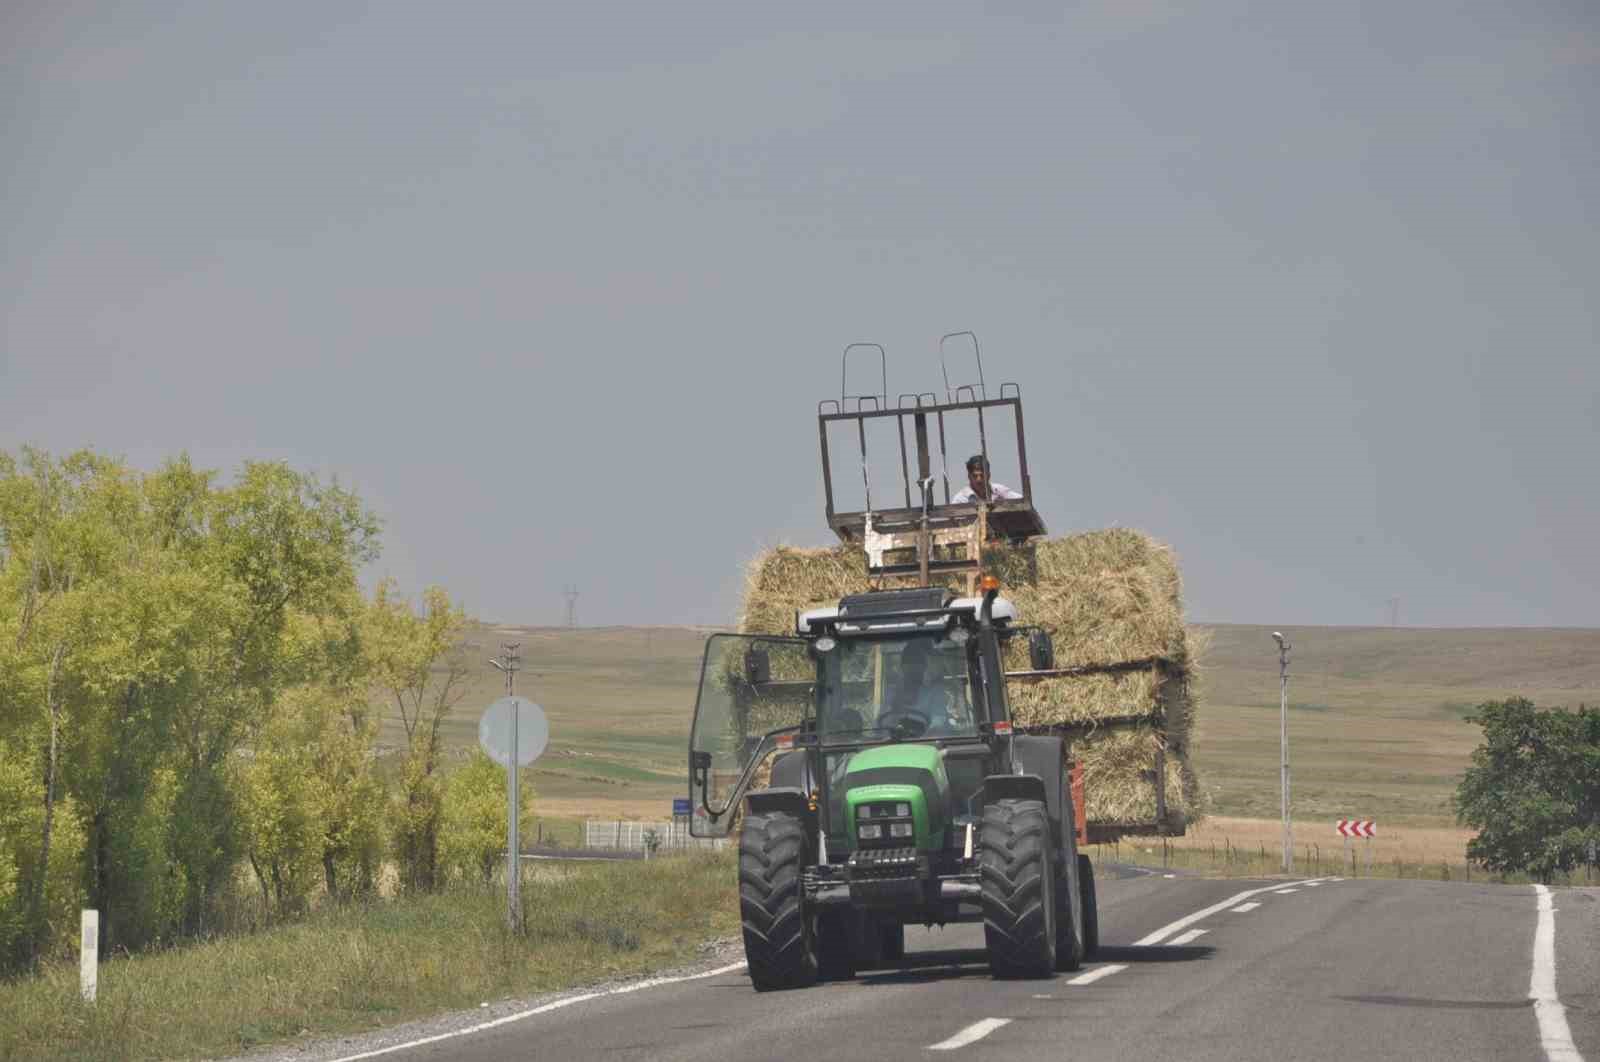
[1273, 888, 1299, 894]
[1067, 964, 1128, 986]
[1530, 884, 1585, 1062]
[1163, 873, 1176, 878]
[1304, 881, 1324, 887]
[929, 1018, 1012, 1051]
[1170, 928, 1209, 946]
[1231, 902, 1262, 913]
[1132, 878, 1329, 946]
[325, 961, 748, 1062]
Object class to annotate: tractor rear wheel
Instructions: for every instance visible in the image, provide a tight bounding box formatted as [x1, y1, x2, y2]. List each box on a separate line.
[739, 811, 818, 991]
[1078, 853, 1100, 959]
[979, 798, 1057, 979]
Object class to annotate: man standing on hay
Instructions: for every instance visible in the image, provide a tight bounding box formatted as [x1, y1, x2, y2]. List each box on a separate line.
[951, 454, 1023, 504]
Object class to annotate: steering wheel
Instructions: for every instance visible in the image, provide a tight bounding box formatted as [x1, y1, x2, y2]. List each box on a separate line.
[880, 710, 930, 739]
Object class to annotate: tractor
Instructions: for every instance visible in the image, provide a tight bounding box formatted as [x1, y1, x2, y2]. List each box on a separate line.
[688, 336, 1100, 989]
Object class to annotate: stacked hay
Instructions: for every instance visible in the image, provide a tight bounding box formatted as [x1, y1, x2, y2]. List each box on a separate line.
[737, 529, 1204, 828]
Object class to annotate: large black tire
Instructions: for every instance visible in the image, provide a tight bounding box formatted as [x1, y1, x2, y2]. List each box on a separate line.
[1078, 853, 1099, 959]
[739, 811, 818, 991]
[980, 798, 1057, 979]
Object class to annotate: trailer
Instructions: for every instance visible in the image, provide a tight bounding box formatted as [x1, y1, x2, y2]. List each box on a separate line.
[688, 337, 1180, 989]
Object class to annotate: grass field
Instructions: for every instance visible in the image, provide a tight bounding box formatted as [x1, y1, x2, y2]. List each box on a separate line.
[394, 621, 1600, 834]
[0, 853, 740, 1062]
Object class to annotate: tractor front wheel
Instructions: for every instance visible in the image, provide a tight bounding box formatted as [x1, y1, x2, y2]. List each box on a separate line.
[739, 811, 818, 991]
[980, 798, 1057, 979]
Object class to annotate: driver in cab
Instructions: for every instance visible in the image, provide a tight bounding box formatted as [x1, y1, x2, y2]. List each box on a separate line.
[884, 640, 959, 736]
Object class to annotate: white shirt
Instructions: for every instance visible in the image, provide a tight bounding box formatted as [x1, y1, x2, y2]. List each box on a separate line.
[951, 482, 1022, 503]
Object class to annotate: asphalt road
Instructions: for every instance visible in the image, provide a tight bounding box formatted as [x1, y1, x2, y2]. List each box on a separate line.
[316, 867, 1598, 1062]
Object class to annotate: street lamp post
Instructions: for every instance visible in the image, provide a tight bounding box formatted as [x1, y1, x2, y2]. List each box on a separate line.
[1273, 632, 1291, 874]
[489, 643, 522, 930]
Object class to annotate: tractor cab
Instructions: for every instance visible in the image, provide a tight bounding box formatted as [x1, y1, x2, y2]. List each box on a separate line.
[687, 586, 1019, 848]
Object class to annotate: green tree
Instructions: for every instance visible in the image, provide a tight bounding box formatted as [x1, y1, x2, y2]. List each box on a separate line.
[0, 450, 382, 963]
[440, 750, 534, 883]
[0, 449, 133, 965]
[366, 582, 469, 892]
[1455, 697, 1600, 882]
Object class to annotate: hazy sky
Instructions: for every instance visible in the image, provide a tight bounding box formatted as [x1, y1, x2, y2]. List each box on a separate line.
[3, 2, 1596, 629]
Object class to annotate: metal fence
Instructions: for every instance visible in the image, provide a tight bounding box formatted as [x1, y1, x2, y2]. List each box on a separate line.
[584, 819, 727, 851]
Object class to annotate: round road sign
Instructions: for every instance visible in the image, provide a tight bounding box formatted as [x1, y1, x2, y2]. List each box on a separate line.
[478, 696, 548, 767]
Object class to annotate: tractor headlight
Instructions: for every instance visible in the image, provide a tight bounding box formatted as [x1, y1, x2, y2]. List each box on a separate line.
[889, 822, 914, 838]
[858, 824, 882, 840]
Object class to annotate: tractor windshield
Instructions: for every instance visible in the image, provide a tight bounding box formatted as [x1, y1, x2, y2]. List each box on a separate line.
[817, 631, 979, 743]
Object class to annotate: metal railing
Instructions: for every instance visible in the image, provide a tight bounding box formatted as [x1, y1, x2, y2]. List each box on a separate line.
[584, 819, 728, 851]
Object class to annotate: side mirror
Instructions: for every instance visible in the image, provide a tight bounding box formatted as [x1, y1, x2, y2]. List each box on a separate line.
[744, 646, 771, 685]
[1028, 629, 1054, 671]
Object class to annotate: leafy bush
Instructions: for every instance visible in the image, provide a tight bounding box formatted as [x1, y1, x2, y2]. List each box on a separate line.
[1455, 697, 1600, 882]
[440, 750, 534, 883]
[0, 748, 86, 966]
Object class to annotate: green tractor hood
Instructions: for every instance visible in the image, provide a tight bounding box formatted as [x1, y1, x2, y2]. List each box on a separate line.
[841, 744, 949, 853]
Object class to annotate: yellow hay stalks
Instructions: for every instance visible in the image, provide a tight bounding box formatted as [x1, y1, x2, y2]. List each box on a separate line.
[736, 529, 1206, 826]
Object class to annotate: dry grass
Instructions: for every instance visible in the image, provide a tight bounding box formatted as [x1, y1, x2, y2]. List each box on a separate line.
[1172, 815, 1472, 865]
[1086, 815, 1571, 883]
[737, 529, 1205, 825]
[374, 619, 1600, 833]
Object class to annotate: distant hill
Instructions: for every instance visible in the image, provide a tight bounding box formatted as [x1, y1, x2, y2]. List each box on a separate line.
[387, 622, 1600, 829]
[1197, 624, 1600, 704]
[1187, 624, 1600, 825]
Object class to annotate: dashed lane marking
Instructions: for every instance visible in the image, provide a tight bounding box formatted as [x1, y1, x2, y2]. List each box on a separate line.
[1067, 964, 1129, 986]
[1132, 877, 1330, 946]
[1274, 888, 1299, 894]
[929, 1018, 1012, 1051]
[1231, 902, 1262, 913]
[1170, 928, 1209, 946]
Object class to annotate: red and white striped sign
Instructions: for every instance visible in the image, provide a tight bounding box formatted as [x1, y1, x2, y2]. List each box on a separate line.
[1336, 819, 1376, 838]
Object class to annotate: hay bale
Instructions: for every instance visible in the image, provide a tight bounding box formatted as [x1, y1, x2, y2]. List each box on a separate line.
[737, 529, 1206, 827]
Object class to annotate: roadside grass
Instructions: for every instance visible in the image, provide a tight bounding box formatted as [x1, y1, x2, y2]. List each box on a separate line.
[0, 852, 740, 1062]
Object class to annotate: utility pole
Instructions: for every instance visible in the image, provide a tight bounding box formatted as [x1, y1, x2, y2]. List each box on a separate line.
[489, 643, 522, 929]
[1273, 632, 1292, 874]
[1388, 596, 1400, 627]
[563, 586, 579, 628]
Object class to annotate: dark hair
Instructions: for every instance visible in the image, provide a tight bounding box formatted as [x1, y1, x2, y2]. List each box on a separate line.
[965, 454, 990, 474]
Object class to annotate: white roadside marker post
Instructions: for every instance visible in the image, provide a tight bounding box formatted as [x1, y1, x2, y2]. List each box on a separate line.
[80, 909, 98, 1003]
